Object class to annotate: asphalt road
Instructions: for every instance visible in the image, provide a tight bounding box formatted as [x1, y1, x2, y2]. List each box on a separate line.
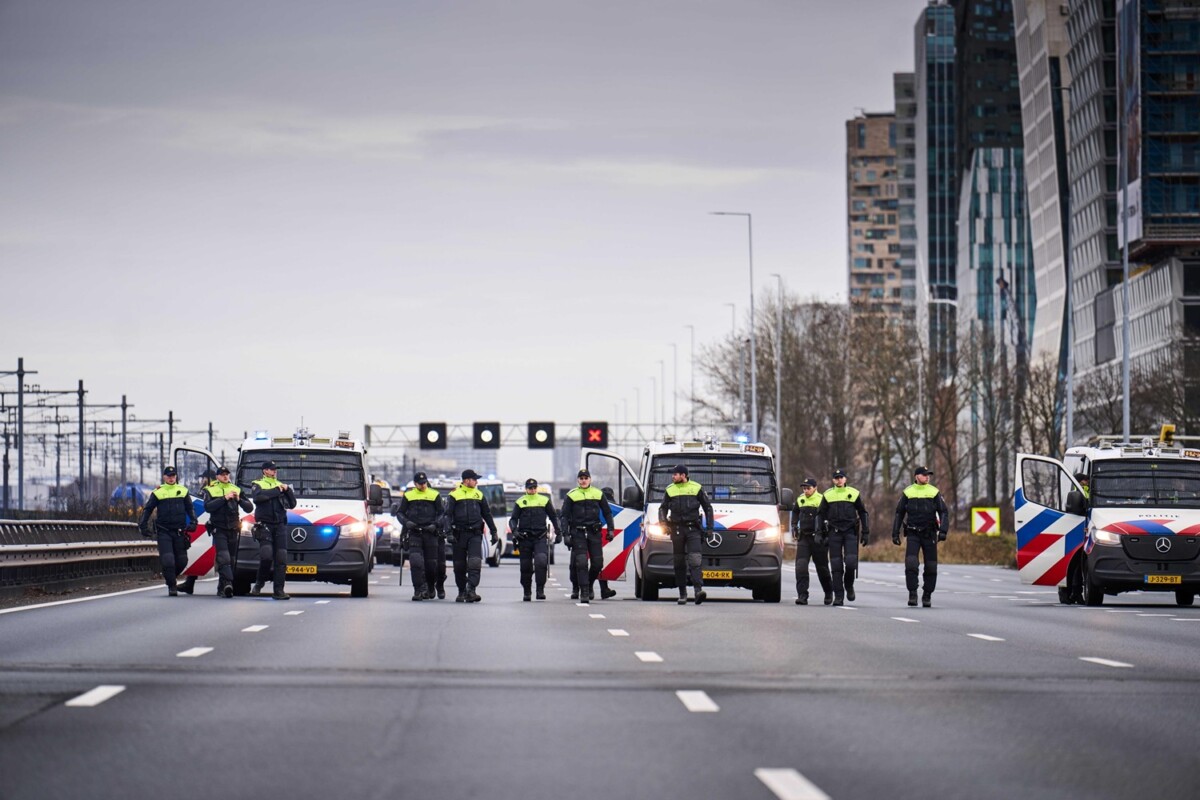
[1, 553, 1197, 800]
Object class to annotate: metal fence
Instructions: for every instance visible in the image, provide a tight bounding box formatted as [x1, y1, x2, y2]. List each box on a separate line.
[0, 519, 158, 591]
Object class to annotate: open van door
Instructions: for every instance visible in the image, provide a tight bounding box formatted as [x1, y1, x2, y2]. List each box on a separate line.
[580, 449, 644, 581]
[1015, 453, 1087, 586]
[173, 444, 220, 580]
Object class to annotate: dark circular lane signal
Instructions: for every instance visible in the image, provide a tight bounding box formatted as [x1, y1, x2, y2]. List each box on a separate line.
[581, 421, 608, 449]
[527, 422, 556, 449]
[473, 422, 501, 449]
[418, 422, 447, 450]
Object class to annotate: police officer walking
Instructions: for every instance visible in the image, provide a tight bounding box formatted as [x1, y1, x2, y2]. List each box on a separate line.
[818, 468, 870, 606]
[203, 465, 253, 598]
[445, 469, 497, 603]
[658, 465, 715, 606]
[251, 460, 297, 600]
[891, 466, 949, 607]
[138, 465, 197, 597]
[792, 477, 833, 605]
[560, 469, 616, 605]
[394, 471, 445, 601]
[509, 478, 561, 601]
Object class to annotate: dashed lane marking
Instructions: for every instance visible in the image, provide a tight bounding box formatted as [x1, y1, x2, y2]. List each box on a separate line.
[1138, 614, 1175, 617]
[242, 625, 269, 632]
[314, 600, 330, 605]
[754, 768, 831, 800]
[176, 647, 213, 658]
[676, 690, 718, 712]
[65, 685, 125, 707]
[967, 633, 1005, 642]
[588, 614, 606, 619]
[892, 617, 919, 623]
[607, 629, 629, 637]
[1079, 657, 1134, 668]
[636, 652, 664, 663]
[284, 610, 304, 616]
[1171, 618, 1200, 622]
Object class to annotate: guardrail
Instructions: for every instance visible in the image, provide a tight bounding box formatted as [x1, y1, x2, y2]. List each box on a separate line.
[0, 519, 159, 592]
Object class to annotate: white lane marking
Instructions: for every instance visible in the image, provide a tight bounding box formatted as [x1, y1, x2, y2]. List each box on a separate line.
[892, 617, 919, 623]
[990, 578, 1003, 582]
[1104, 609, 1140, 614]
[967, 633, 1005, 642]
[284, 610, 304, 616]
[0, 583, 162, 615]
[1138, 614, 1175, 617]
[576, 603, 591, 607]
[754, 768, 831, 800]
[1080, 657, 1134, 668]
[370, 580, 380, 584]
[676, 690, 718, 712]
[835, 606, 858, 611]
[636, 651, 664, 663]
[65, 685, 126, 707]
[1171, 618, 1200, 622]
[588, 613, 606, 619]
[242, 625, 269, 632]
[176, 647, 213, 658]
[314, 600, 330, 605]
[607, 629, 629, 637]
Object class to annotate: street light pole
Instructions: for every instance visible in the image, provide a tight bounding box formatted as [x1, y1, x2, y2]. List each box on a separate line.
[658, 360, 666, 436]
[685, 324, 696, 435]
[712, 212, 757, 442]
[725, 302, 741, 431]
[771, 273, 783, 476]
[670, 343, 678, 436]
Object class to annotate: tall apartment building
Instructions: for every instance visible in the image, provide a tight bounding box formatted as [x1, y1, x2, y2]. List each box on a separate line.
[914, 1, 958, 375]
[894, 72, 919, 324]
[846, 113, 902, 318]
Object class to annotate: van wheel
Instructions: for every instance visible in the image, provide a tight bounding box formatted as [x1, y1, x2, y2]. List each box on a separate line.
[641, 575, 659, 602]
[232, 573, 252, 597]
[350, 574, 369, 598]
[1177, 591, 1196, 607]
[753, 579, 782, 603]
[1082, 560, 1104, 606]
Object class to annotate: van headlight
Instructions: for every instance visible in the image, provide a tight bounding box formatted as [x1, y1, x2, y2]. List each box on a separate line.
[240, 521, 253, 535]
[756, 526, 781, 541]
[646, 522, 671, 540]
[1092, 528, 1122, 546]
[341, 522, 368, 538]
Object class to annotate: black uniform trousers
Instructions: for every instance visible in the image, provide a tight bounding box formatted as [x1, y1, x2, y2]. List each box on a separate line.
[904, 529, 939, 595]
[671, 523, 705, 595]
[211, 526, 240, 592]
[570, 527, 604, 597]
[827, 527, 859, 597]
[794, 533, 832, 599]
[254, 522, 288, 593]
[452, 530, 483, 592]
[514, 533, 549, 592]
[406, 528, 441, 592]
[155, 529, 190, 589]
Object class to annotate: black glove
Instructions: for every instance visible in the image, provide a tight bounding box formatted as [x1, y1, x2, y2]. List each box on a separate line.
[814, 532, 827, 546]
[446, 533, 456, 545]
[490, 531, 499, 545]
[937, 530, 947, 542]
[139, 526, 153, 539]
[892, 532, 901, 546]
[859, 531, 869, 547]
[553, 532, 562, 545]
[185, 522, 197, 533]
[603, 530, 615, 545]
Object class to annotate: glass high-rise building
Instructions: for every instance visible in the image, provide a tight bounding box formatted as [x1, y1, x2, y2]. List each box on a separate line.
[846, 113, 902, 319]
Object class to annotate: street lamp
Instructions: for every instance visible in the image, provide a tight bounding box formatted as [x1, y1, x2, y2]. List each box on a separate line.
[771, 273, 784, 476]
[670, 343, 678, 436]
[725, 302, 743, 431]
[712, 211, 758, 442]
[685, 324, 696, 435]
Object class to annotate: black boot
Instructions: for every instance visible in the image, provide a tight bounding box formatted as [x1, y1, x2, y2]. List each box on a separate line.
[601, 586, 617, 600]
[845, 585, 855, 602]
[168, 585, 178, 597]
[468, 585, 482, 603]
[222, 585, 234, 599]
[455, 591, 468, 602]
[436, 585, 446, 600]
[412, 586, 427, 601]
[694, 589, 707, 606]
[677, 594, 687, 605]
[178, 576, 196, 595]
[570, 588, 579, 600]
[535, 587, 546, 600]
[523, 591, 532, 602]
[272, 590, 290, 600]
[824, 592, 833, 606]
[796, 596, 808, 605]
[833, 594, 844, 606]
[251, 582, 264, 596]
[922, 593, 932, 608]
[908, 591, 918, 607]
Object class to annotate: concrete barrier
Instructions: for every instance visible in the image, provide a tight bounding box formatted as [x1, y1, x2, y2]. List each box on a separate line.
[0, 519, 158, 592]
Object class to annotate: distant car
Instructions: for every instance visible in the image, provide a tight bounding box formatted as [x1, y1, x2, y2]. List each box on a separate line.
[373, 483, 402, 565]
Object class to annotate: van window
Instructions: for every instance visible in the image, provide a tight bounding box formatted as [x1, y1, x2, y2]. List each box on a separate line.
[647, 455, 776, 504]
[237, 451, 366, 499]
[1091, 460, 1200, 508]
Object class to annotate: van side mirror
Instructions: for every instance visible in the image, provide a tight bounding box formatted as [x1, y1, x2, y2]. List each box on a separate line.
[368, 484, 384, 511]
[622, 485, 644, 508]
[779, 488, 795, 509]
[1065, 489, 1088, 517]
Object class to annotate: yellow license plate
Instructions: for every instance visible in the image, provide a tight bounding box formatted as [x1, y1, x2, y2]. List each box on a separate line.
[1145, 574, 1181, 585]
[286, 564, 317, 575]
[702, 569, 733, 580]
[512, 548, 520, 555]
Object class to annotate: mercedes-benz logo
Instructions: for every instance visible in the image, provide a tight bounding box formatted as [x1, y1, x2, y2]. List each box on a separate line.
[291, 527, 307, 543]
[1155, 537, 1172, 553]
[706, 531, 723, 548]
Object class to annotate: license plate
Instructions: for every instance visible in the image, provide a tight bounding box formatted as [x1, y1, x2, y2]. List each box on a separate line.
[702, 569, 733, 580]
[286, 564, 317, 575]
[512, 548, 520, 556]
[1145, 574, 1181, 585]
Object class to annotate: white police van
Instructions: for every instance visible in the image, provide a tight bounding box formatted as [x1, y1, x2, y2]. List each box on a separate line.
[581, 437, 793, 602]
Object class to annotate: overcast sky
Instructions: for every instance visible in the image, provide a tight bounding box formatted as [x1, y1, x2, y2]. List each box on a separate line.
[2, 0, 927, 479]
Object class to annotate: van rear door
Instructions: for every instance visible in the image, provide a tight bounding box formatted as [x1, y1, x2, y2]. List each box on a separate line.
[581, 449, 643, 581]
[1015, 453, 1087, 586]
[172, 445, 220, 580]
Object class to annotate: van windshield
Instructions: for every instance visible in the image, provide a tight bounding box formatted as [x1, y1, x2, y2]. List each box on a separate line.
[1090, 460, 1200, 508]
[237, 451, 366, 499]
[647, 455, 776, 504]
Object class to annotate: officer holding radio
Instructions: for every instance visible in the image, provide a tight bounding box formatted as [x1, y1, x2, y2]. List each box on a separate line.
[818, 468, 870, 606]
[138, 465, 197, 597]
[792, 477, 833, 605]
[444, 469, 497, 603]
[251, 460, 297, 600]
[509, 478, 561, 601]
[658, 465, 715, 606]
[560, 469, 616, 605]
[203, 465, 253, 598]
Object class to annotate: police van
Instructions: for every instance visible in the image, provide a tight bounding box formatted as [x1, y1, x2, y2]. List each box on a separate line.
[581, 437, 793, 602]
[178, 428, 382, 597]
[1015, 433, 1200, 606]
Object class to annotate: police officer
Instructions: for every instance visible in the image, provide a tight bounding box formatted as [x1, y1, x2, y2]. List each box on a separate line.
[509, 478, 561, 601]
[138, 465, 197, 597]
[1075, 472, 1090, 499]
[203, 466, 253, 598]
[394, 471, 445, 601]
[445, 469, 497, 603]
[792, 477, 833, 606]
[891, 466, 948, 607]
[658, 465, 715, 606]
[560, 469, 616, 605]
[251, 460, 297, 600]
[818, 468, 869, 606]
[1062, 472, 1092, 604]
